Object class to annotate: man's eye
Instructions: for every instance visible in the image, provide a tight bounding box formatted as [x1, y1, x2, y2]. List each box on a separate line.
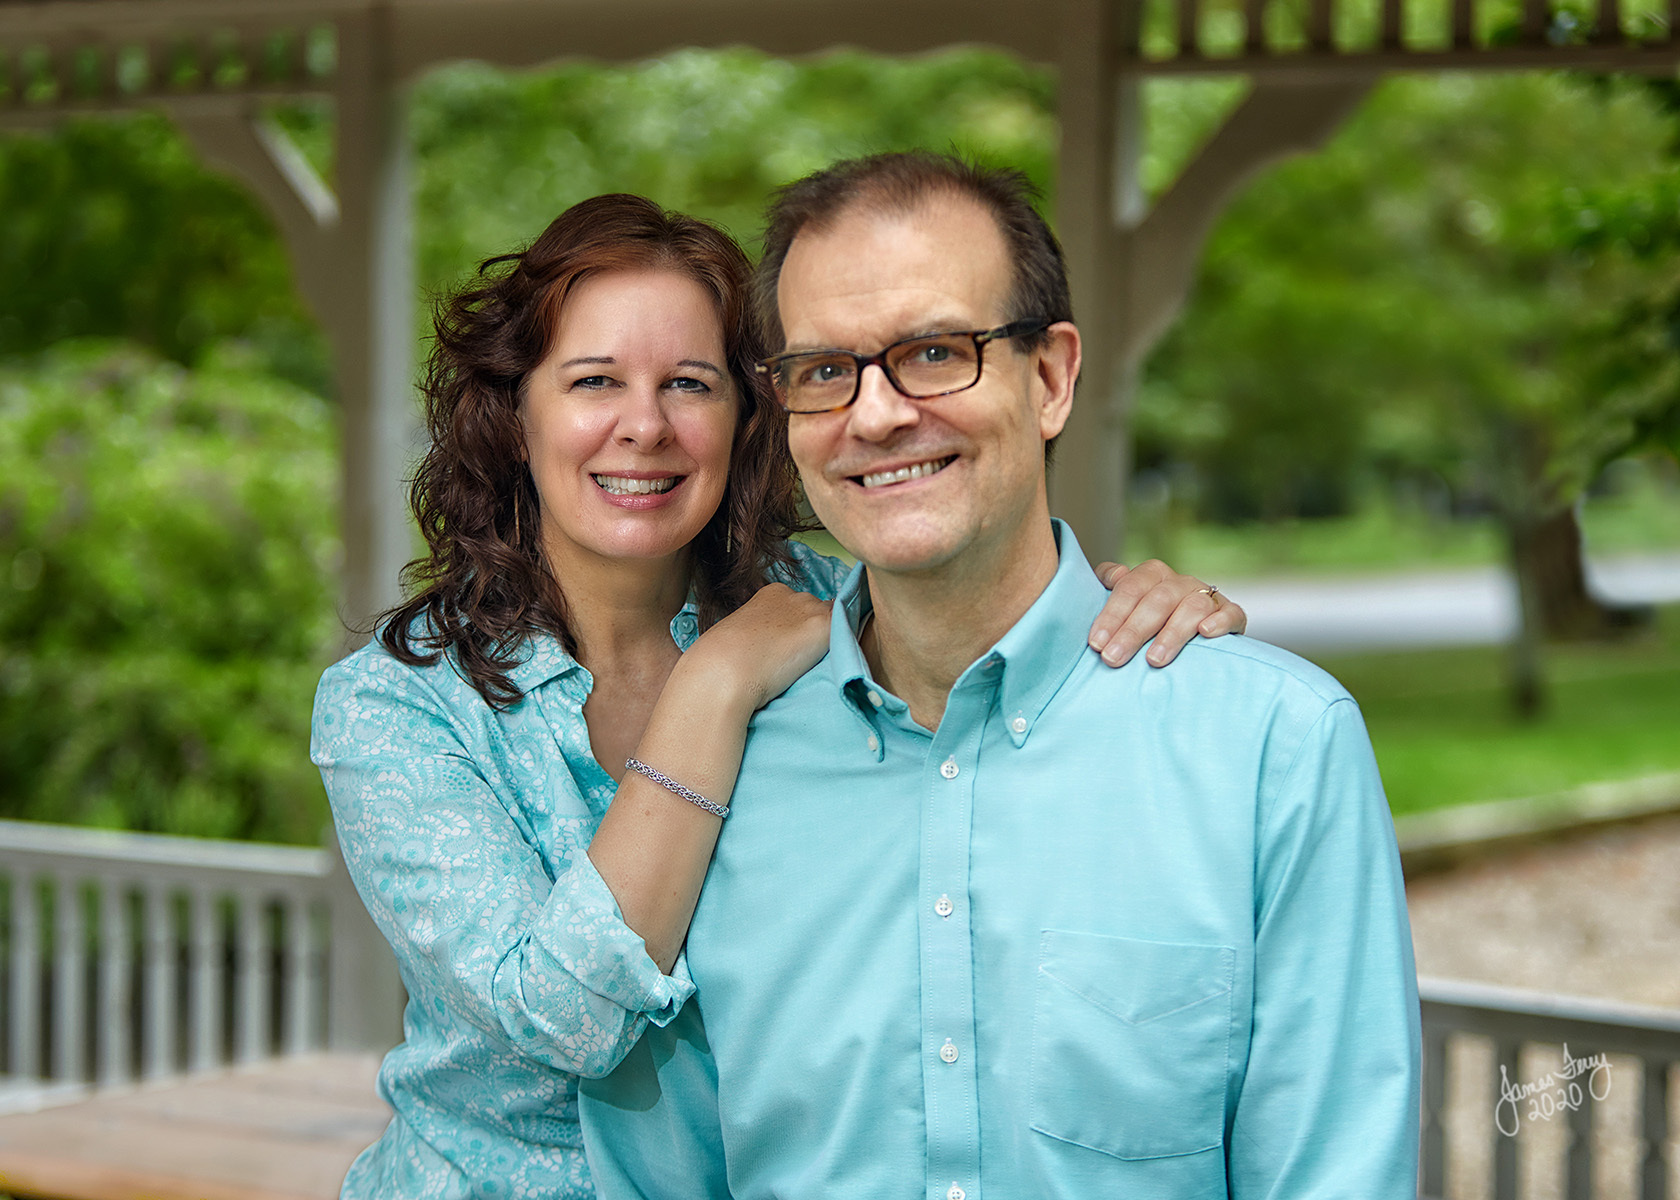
[798, 359, 852, 387]
[913, 343, 952, 365]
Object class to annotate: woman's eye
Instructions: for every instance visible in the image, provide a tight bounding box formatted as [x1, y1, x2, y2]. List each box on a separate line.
[571, 375, 611, 390]
[668, 376, 712, 394]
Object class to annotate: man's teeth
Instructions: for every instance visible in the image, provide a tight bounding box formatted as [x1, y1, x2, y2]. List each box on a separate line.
[594, 475, 678, 495]
[859, 458, 954, 489]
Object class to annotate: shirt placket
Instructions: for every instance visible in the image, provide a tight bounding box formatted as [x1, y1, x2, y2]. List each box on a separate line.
[918, 665, 996, 1200]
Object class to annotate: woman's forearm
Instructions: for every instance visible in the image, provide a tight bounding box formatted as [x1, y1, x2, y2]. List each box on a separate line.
[587, 651, 758, 974]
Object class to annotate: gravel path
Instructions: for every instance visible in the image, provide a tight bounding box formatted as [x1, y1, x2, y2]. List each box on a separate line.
[1404, 814, 1680, 1200]
[1407, 813, 1680, 1009]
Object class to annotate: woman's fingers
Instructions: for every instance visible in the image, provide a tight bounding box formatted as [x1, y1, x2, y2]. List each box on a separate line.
[1088, 561, 1246, 668]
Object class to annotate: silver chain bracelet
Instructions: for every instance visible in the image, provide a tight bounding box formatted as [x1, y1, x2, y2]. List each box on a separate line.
[624, 757, 730, 819]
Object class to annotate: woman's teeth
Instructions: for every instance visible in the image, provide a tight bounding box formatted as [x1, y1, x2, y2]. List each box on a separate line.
[593, 475, 678, 495]
[859, 457, 954, 489]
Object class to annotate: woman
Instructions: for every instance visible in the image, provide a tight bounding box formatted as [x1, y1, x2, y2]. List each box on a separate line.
[311, 193, 1244, 1199]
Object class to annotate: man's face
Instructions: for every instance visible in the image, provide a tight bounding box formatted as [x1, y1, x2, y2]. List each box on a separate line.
[778, 195, 1075, 581]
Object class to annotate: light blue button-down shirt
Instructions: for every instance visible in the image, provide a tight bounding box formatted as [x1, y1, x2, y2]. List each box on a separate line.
[580, 521, 1420, 1200]
[310, 541, 847, 1200]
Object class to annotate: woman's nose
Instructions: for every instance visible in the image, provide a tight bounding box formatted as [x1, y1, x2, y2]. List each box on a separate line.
[615, 385, 674, 448]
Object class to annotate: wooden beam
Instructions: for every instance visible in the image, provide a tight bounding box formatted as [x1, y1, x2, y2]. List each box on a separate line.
[1125, 40, 1680, 74]
[1452, 0, 1475, 47]
[1051, 0, 1129, 559]
[1307, 0, 1334, 52]
[1119, 78, 1372, 365]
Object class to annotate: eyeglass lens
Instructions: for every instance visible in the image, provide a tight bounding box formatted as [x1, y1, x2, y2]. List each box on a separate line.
[776, 333, 982, 412]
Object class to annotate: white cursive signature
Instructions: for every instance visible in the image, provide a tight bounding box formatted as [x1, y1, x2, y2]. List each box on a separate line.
[1494, 1044, 1612, 1137]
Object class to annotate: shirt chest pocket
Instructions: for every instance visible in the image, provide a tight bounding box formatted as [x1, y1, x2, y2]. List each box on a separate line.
[1029, 931, 1235, 1161]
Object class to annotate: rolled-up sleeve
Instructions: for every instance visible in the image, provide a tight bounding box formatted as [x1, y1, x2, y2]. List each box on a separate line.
[1229, 696, 1421, 1197]
[311, 655, 694, 1081]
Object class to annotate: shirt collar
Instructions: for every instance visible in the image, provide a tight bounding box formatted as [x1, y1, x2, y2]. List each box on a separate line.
[825, 519, 1105, 746]
[504, 594, 703, 694]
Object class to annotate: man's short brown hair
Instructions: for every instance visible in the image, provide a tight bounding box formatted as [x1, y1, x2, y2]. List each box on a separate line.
[753, 150, 1074, 354]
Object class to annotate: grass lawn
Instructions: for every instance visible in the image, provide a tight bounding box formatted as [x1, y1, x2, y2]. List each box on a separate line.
[1313, 605, 1680, 816]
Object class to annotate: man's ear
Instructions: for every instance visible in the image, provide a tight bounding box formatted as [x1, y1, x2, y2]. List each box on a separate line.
[1034, 322, 1080, 441]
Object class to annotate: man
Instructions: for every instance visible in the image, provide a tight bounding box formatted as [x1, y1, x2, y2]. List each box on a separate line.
[579, 152, 1420, 1198]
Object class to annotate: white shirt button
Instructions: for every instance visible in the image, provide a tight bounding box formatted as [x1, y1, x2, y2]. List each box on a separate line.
[935, 894, 953, 918]
[866, 734, 880, 753]
[866, 689, 883, 707]
[1010, 715, 1028, 735]
[948, 1186, 966, 1200]
[939, 1038, 959, 1063]
[939, 757, 959, 780]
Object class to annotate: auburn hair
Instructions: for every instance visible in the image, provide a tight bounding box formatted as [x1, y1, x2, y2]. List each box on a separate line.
[379, 193, 805, 707]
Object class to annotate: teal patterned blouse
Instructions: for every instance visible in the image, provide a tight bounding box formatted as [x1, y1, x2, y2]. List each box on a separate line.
[310, 541, 848, 1200]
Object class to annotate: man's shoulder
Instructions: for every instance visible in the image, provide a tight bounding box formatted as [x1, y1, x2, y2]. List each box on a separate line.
[1163, 633, 1354, 709]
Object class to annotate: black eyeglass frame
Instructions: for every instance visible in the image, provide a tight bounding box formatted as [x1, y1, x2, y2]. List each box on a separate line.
[754, 318, 1053, 414]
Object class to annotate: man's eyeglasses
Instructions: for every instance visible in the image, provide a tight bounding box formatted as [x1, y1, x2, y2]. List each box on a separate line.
[755, 319, 1052, 414]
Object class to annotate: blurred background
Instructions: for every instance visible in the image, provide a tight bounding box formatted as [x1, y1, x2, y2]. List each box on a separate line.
[2, 52, 1675, 841]
[1, 4, 1679, 1195]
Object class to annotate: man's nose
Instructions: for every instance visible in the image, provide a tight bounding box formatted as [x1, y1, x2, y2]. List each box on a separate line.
[845, 362, 919, 442]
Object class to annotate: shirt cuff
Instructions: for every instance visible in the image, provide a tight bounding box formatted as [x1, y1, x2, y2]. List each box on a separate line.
[530, 852, 698, 1026]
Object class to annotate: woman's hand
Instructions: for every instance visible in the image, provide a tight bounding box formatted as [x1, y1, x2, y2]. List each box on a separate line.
[683, 583, 833, 712]
[1086, 560, 1247, 669]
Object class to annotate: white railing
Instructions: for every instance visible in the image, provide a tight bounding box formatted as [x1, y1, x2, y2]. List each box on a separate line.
[1420, 977, 1680, 1199]
[0, 819, 401, 1109]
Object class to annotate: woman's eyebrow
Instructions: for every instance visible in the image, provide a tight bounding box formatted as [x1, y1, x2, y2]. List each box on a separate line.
[558, 356, 614, 369]
[676, 360, 724, 375]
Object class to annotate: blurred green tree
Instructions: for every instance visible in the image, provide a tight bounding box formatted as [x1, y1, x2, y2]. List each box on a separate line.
[1139, 72, 1680, 712]
[0, 113, 327, 391]
[0, 340, 339, 841]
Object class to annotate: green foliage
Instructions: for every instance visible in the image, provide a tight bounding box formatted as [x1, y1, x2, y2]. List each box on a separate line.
[1140, 72, 1680, 524]
[0, 114, 326, 391]
[0, 341, 339, 841]
[408, 48, 1056, 293]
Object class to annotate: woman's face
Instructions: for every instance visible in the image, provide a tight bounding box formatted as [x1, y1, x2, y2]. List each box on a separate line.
[520, 267, 738, 574]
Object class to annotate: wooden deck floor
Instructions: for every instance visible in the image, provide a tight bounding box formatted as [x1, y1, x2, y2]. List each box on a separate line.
[0, 1053, 388, 1200]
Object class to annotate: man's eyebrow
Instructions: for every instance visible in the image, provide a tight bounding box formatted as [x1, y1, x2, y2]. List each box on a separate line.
[783, 319, 977, 354]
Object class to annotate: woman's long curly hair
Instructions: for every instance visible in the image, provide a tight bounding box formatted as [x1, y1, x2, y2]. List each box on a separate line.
[378, 194, 806, 708]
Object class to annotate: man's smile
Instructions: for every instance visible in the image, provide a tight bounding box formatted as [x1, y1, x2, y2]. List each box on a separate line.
[852, 456, 957, 489]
